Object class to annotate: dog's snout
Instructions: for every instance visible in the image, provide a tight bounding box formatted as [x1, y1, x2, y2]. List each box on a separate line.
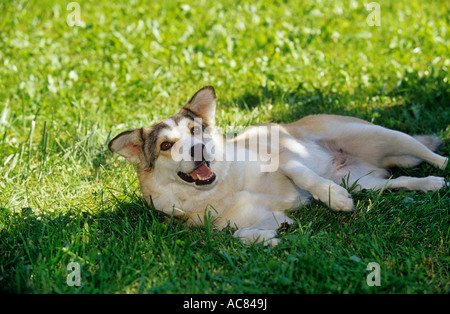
[190, 143, 205, 161]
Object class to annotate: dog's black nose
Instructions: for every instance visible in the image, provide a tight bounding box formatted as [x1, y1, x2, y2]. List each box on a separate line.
[190, 143, 205, 161]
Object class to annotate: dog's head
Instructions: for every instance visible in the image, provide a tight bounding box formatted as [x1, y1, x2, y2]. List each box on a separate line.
[108, 86, 220, 189]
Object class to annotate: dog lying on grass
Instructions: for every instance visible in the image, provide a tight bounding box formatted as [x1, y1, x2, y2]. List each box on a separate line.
[109, 86, 448, 245]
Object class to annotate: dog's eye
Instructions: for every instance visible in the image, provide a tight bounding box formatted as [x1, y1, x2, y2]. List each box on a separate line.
[160, 141, 173, 151]
[191, 126, 202, 135]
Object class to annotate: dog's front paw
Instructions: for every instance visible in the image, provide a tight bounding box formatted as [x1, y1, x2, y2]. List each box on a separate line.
[324, 184, 354, 212]
[233, 228, 280, 246]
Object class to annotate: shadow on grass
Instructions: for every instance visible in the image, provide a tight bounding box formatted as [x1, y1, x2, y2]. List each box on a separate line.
[0, 186, 242, 293]
[227, 69, 450, 135]
[0, 193, 178, 293]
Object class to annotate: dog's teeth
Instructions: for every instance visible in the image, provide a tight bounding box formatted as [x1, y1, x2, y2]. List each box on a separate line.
[197, 174, 201, 180]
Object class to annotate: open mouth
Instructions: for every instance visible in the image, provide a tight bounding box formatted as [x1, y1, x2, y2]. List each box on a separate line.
[177, 161, 216, 186]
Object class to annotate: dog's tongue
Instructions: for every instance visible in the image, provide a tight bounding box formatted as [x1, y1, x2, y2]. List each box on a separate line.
[189, 164, 212, 180]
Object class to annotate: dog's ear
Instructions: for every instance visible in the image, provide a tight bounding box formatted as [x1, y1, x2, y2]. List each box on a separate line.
[108, 129, 144, 164]
[182, 86, 216, 125]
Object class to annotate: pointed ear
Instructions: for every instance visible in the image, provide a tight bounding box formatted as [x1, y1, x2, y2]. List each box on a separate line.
[108, 129, 144, 164]
[182, 86, 216, 125]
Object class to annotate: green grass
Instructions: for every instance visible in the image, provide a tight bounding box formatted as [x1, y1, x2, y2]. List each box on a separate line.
[0, 0, 449, 293]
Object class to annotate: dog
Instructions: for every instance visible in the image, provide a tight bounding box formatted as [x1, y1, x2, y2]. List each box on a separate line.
[108, 86, 448, 245]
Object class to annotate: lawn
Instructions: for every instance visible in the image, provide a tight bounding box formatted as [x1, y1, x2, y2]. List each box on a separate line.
[0, 0, 449, 294]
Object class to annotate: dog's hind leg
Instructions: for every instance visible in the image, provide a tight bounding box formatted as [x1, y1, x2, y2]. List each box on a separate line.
[299, 117, 448, 170]
[355, 126, 448, 170]
[355, 174, 447, 192]
[382, 135, 446, 169]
